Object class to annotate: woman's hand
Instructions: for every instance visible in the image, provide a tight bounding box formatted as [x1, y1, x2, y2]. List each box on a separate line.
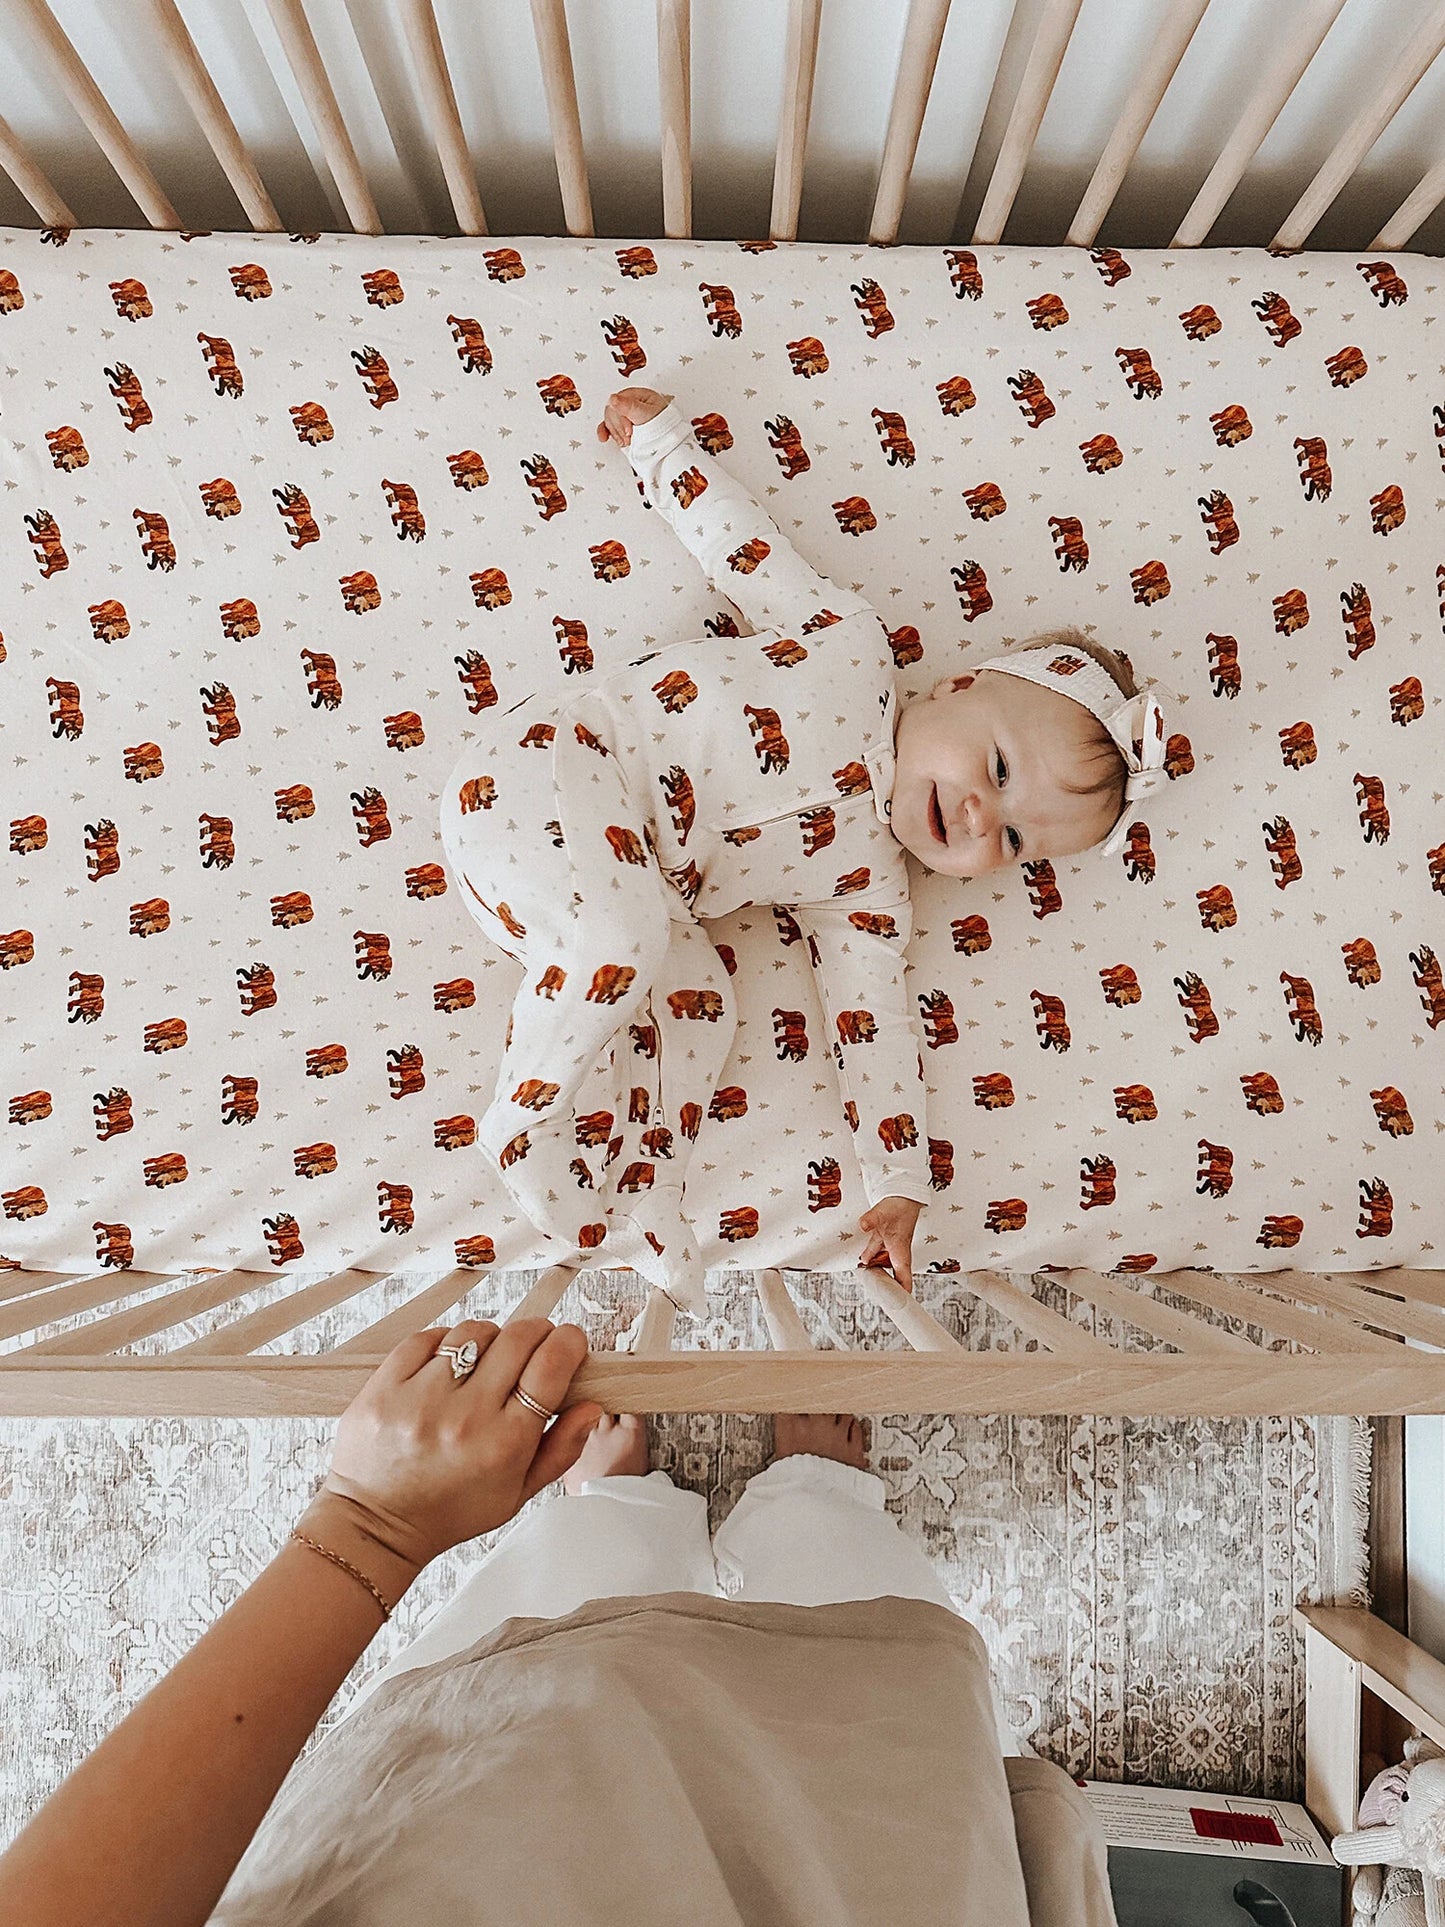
[857, 1196, 924, 1294]
[302, 1318, 605, 1574]
[596, 386, 673, 446]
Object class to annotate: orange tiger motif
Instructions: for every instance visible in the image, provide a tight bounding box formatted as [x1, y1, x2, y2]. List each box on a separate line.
[379, 1179, 412, 1240]
[361, 267, 404, 306]
[762, 412, 809, 472]
[1079, 433, 1123, 472]
[447, 449, 488, 489]
[1370, 1087, 1413, 1137]
[44, 425, 88, 471]
[352, 343, 398, 406]
[1115, 346, 1162, 398]
[286, 400, 333, 446]
[103, 360, 153, 431]
[197, 334, 242, 398]
[89, 597, 130, 643]
[1196, 1140, 1233, 1197]
[786, 336, 829, 377]
[601, 315, 645, 374]
[1252, 290, 1301, 346]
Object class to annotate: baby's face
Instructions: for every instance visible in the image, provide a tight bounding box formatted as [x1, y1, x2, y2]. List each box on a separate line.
[890, 670, 1117, 876]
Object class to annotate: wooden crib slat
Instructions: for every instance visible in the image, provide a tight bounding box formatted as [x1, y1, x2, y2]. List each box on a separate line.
[261, 0, 381, 235]
[0, 1270, 164, 1345]
[530, 0, 594, 238]
[961, 1270, 1116, 1359]
[18, 1269, 264, 1357]
[1284, 1275, 1445, 1349]
[17, 0, 180, 228]
[1372, 155, 1445, 248]
[1158, 1269, 1402, 1356]
[656, 0, 691, 239]
[1171, 0, 1348, 246]
[1271, 0, 1445, 251]
[504, 1265, 578, 1323]
[398, 0, 487, 236]
[1063, 0, 1211, 247]
[149, 0, 281, 230]
[1061, 1267, 1261, 1356]
[1336, 1270, 1445, 1311]
[971, 0, 1086, 246]
[867, 0, 953, 248]
[0, 113, 77, 228]
[4, 1351, 1444, 1419]
[859, 1270, 961, 1351]
[756, 1270, 815, 1350]
[330, 1268, 474, 1354]
[769, 0, 822, 243]
[635, 1286, 678, 1354]
[174, 1267, 382, 1356]
[0, 1269, 86, 1309]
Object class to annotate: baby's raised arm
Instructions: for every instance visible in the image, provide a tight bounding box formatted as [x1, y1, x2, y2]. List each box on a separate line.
[599, 387, 874, 637]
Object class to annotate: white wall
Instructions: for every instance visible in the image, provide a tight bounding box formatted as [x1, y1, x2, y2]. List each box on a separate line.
[0, 0, 1443, 249]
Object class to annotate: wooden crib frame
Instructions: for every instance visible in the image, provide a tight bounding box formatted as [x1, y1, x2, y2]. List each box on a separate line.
[4, 0, 1444, 1419]
[5, 0, 1445, 249]
[0, 1263, 1442, 1417]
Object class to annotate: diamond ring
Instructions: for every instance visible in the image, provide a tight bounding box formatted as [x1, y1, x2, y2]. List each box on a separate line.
[436, 1339, 479, 1382]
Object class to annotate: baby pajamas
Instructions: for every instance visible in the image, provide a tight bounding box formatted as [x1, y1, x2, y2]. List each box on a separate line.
[439, 400, 932, 1314]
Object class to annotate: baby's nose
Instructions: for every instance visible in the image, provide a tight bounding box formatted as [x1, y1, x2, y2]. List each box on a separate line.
[960, 791, 991, 840]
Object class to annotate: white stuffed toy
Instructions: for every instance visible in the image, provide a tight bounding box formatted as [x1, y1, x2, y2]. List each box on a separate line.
[1334, 1739, 1445, 1927]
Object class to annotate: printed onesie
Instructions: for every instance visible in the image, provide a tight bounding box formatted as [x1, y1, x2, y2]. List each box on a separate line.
[438, 401, 932, 1314]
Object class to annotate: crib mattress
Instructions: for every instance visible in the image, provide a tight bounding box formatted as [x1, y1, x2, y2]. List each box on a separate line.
[0, 229, 1439, 1284]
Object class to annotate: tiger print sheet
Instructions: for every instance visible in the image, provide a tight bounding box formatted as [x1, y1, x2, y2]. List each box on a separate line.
[0, 229, 1439, 1288]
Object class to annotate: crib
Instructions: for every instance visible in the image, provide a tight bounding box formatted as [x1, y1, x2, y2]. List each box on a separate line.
[1, 0, 1443, 1420]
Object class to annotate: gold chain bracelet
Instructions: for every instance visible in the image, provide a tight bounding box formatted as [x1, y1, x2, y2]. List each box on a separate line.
[290, 1531, 394, 1621]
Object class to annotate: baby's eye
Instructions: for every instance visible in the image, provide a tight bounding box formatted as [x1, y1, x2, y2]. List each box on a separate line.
[1006, 826, 1023, 858]
[994, 750, 1008, 787]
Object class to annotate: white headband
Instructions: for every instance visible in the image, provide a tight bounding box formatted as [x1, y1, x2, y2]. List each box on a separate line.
[971, 647, 1170, 858]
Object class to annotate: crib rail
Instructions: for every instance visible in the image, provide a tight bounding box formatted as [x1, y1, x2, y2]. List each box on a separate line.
[0, 1263, 1440, 1418]
[3, 0, 1445, 248]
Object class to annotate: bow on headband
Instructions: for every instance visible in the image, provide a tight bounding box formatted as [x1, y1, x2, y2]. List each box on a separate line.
[1098, 689, 1169, 855]
[968, 650, 1172, 858]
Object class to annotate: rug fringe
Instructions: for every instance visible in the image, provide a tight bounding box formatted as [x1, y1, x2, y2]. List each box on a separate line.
[1334, 1415, 1374, 1609]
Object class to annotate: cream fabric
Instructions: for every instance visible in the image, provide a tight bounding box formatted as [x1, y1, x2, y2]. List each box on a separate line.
[343, 1454, 971, 1721]
[2, 231, 1436, 1281]
[438, 396, 930, 1306]
[212, 1592, 1115, 1926]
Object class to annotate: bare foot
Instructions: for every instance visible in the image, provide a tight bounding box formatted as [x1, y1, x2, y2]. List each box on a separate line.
[563, 1411, 649, 1493]
[771, 1412, 870, 1470]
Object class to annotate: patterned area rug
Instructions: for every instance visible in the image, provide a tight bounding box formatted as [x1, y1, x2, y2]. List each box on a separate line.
[0, 1266, 1369, 1848]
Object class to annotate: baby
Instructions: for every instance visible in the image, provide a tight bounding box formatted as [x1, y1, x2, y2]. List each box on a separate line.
[438, 385, 1167, 1316]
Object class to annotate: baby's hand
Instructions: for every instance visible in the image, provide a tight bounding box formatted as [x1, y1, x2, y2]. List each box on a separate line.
[857, 1196, 923, 1295]
[596, 387, 673, 447]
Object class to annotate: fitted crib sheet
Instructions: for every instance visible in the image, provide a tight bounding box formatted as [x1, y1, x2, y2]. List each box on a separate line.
[0, 228, 1439, 1285]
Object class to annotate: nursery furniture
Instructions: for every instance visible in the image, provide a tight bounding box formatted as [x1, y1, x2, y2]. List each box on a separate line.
[1, 2, 1442, 1418]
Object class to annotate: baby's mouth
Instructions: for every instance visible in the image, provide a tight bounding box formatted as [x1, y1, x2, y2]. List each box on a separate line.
[928, 785, 947, 845]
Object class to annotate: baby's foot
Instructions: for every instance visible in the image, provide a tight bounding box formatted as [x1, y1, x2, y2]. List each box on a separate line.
[563, 1411, 649, 1492]
[771, 1413, 870, 1470]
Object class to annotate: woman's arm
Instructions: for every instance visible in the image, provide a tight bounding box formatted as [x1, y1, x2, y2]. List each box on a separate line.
[0, 1494, 420, 1927]
[0, 1320, 602, 1927]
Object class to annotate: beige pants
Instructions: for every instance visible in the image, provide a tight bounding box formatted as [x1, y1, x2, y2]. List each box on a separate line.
[349, 1452, 1026, 1753]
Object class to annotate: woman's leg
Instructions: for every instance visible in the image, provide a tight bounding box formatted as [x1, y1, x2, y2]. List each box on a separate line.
[345, 1418, 717, 1713]
[711, 1415, 1027, 1755]
[712, 1415, 956, 1610]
